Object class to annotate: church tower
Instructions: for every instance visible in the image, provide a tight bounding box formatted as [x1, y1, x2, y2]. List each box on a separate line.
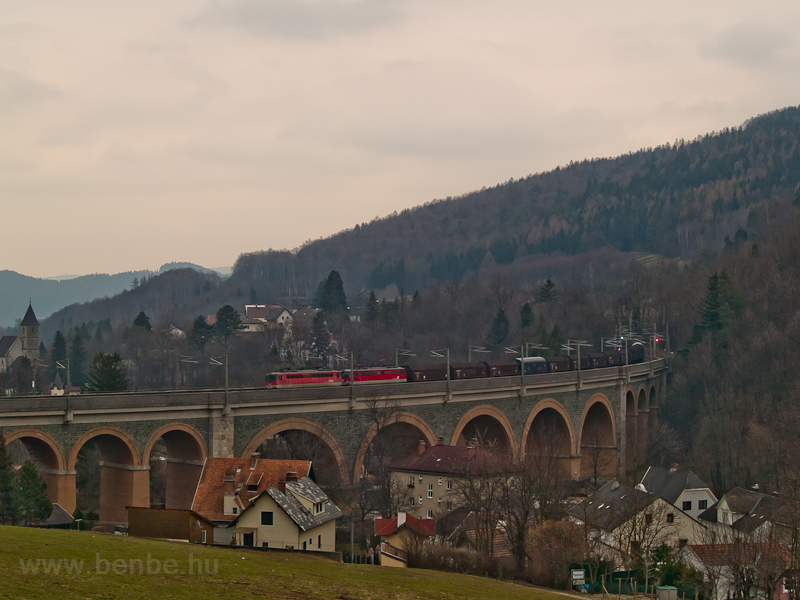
[19, 303, 39, 362]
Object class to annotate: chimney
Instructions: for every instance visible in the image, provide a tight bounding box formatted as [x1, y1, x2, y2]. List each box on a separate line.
[223, 469, 236, 495]
[278, 478, 286, 494]
[670, 463, 679, 472]
[436, 436, 444, 446]
[249, 452, 260, 470]
[285, 471, 299, 483]
[417, 440, 426, 456]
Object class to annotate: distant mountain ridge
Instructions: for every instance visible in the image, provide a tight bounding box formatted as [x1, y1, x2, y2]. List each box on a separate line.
[0, 263, 229, 328]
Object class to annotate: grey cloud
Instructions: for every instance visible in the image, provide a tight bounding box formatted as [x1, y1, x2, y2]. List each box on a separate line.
[189, 0, 406, 40]
[0, 69, 60, 111]
[704, 22, 794, 68]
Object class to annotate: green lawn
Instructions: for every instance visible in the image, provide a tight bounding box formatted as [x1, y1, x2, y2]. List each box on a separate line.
[0, 525, 566, 600]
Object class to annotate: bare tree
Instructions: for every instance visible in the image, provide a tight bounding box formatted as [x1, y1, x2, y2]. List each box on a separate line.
[452, 446, 505, 558]
[361, 393, 411, 518]
[499, 424, 567, 575]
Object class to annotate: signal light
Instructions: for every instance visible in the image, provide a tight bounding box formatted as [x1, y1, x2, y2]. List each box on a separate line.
[654, 337, 660, 344]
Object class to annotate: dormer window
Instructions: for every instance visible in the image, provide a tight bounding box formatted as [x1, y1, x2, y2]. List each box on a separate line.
[247, 485, 258, 492]
[232, 507, 237, 514]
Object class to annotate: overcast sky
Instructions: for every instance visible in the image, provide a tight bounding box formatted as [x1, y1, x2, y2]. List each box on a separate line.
[3, 1, 800, 278]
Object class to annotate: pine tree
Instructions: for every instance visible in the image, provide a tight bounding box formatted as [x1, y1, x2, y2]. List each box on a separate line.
[488, 308, 510, 349]
[85, 352, 130, 392]
[0, 433, 18, 525]
[69, 334, 86, 388]
[319, 271, 349, 316]
[518, 302, 533, 344]
[538, 279, 558, 302]
[365, 291, 378, 324]
[189, 315, 214, 352]
[49, 331, 67, 379]
[16, 461, 52, 526]
[133, 311, 152, 331]
[214, 305, 242, 343]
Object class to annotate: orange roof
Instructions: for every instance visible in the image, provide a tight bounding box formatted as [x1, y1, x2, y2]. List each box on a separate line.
[191, 457, 311, 522]
[375, 512, 435, 537]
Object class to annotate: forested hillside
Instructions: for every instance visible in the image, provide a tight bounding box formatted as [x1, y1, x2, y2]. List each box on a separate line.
[232, 105, 800, 299]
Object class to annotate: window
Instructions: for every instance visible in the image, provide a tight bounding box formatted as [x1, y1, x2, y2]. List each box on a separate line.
[408, 476, 415, 487]
[667, 513, 675, 523]
[261, 511, 274, 526]
[682, 501, 692, 511]
[232, 507, 237, 514]
[699, 500, 708, 510]
[418, 496, 422, 505]
[201, 530, 207, 544]
[419, 475, 423, 483]
[438, 477, 442, 486]
[303, 541, 307, 551]
[645, 513, 653, 525]
[438, 497, 441, 505]
[446, 501, 452, 510]
[427, 483, 433, 499]
[446, 480, 452, 490]
[427, 510, 433, 519]
[247, 484, 258, 492]
[409, 497, 415, 506]
[262, 541, 269, 548]
[318, 535, 322, 548]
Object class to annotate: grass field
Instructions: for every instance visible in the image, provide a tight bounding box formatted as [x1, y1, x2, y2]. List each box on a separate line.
[0, 525, 568, 600]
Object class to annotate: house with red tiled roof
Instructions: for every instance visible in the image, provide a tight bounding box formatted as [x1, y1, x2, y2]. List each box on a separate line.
[388, 438, 489, 520]
[190, 453, 311, 544]
[374, 512, 435, 567]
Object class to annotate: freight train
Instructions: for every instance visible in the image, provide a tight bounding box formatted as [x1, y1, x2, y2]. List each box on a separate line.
[264, 343, 645, 389]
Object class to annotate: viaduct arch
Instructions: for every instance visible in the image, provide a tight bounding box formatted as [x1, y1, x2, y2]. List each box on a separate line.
[242, 418, 349, 486]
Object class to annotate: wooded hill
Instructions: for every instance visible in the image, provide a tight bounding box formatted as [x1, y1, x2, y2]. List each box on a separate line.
[232, 105, 800, 299]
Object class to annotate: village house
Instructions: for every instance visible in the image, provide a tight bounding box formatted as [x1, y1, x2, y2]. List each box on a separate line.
[374, 512, 435, 567]
[681, 542, 790, 600]
[699, 486, 789, 543]
[568, 481, 705, 570]
[229, 471, 342, 551]
[242, 304, 294, 331]
[388, 438, 484, 519]
[640, 465, 718, 521]
[190, 453, 312, 544]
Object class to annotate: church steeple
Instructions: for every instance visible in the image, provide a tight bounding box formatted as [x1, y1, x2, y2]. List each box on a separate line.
[19, 303, 39, 362]
[20, 303, 39, 327]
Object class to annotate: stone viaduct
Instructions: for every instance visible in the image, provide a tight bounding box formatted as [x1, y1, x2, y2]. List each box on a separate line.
[0, 359, 667, 523]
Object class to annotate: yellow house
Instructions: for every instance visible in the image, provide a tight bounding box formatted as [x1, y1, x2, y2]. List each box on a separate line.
[375, 512, 435, 567]
[230, 473, 342, 551]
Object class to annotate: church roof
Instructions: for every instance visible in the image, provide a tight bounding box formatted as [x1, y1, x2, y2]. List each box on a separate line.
[0, 336, 18, 357]
[20, 304, 39, 327]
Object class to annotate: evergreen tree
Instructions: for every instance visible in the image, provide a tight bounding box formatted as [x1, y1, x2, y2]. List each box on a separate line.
[487, 308, 510, 349]
[0, 433, 18, 525]
[85, 352, 130, 392]
[189, 316, 214, 352]
[69, 334, 86, 388]
[133, 311, 152, 332]
[365, 291, 378, 324]
[549, 324, 565, 354]
[518, 302, 533, 343]
[538, 278, 558, 302]
[214, 305, 242, 343]
[319, 271, 349, 315]
[16, 461, 52, 526]
[49, 331, 67, 379]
